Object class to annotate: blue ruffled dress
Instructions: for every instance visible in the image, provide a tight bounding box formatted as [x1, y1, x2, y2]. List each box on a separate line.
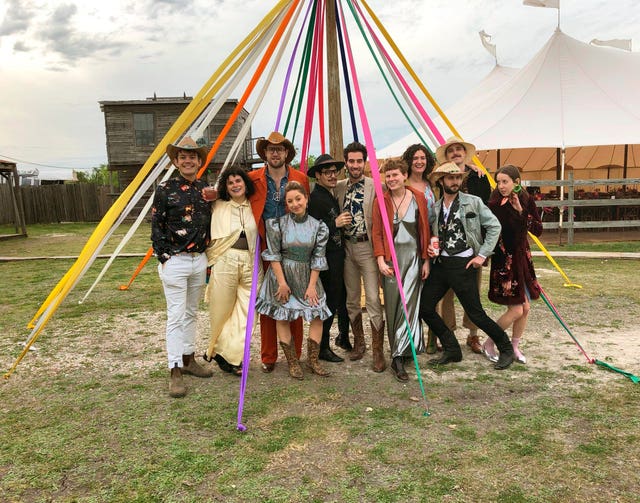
[256, 213, 332, 322]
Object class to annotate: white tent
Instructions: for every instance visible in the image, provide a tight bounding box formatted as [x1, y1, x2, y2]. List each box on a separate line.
[377, 29, 640, 177]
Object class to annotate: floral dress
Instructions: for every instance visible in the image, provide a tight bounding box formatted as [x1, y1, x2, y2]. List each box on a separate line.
[488, 195, 543, 305]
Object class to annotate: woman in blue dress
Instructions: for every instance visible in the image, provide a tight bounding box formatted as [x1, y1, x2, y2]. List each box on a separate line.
[256, 181, 332, 379]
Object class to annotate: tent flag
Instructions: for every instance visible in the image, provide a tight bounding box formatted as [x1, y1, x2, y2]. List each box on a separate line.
[479, 30, 497, 60]
[523, 0, 559, 8]
[590, 38, 632, 51]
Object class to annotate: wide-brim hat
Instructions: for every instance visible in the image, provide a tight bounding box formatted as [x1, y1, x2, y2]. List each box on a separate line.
[166, 136, 209, 164]
[429, 161, 470, 184]
[256, 131, 296, 164]
[435, 136, 477, 165]
[307, 153, 344, 178]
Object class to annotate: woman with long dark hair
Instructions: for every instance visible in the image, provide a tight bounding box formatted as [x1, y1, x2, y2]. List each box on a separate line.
[484, 165, 543, 364]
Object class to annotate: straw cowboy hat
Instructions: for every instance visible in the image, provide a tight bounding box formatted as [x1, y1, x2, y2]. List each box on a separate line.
[307, 153, 345, 178]
[166, 136, 209, 163]
[435, 136, 477, 165]
[256, 131, 297, 164]
[429, 161, 470, 184]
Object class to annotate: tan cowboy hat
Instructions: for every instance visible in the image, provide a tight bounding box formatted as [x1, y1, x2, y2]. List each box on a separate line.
[256, 131, 296, 164]
[166, 136, 209, 163]
[435, 136, 477, 165]
[429, 161, 470, 184]
[307, 153, 344, 178]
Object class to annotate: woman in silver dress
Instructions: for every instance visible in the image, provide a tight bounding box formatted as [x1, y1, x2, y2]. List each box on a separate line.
[372, 159, 431, 382]
[255, 181, 332, 379]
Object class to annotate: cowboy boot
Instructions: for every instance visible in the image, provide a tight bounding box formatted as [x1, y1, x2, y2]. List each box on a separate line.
[426, 329, 438, 354]
[306, 339, 331, 377]
[428, 330, 462, 365]
[391, 356, 408, 382]
[279, 341, 303, 380]
[319, 322, 344, 362]
[182, 353, 213, 378]
[335, 307, 353, 351]
[349, 313, 366, 361]
[169, 366, 186, 398]
[371, 320, 386, 372]
[466, 331, 483, 354]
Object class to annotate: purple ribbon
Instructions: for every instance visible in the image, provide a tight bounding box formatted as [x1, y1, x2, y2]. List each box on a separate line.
[236, 235, 261, 432]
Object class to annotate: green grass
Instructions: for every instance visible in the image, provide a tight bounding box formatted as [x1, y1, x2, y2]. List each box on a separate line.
[1, 224, 640, 502]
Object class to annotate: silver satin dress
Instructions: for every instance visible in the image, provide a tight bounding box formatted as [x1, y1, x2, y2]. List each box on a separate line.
[256, 213, 332, 322]
[381, 197, 425, 357]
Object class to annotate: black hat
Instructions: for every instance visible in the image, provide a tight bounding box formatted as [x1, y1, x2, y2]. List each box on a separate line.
[307, 153, 345, 178]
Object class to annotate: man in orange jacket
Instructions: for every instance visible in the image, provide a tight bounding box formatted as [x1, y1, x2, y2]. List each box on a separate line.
[248, 132, 310, 373]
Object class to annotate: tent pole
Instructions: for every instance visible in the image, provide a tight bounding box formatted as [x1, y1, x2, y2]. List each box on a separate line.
[558, 148, 565, 245]
[497, 149, 501, 169]
[623, 144, 629, 191]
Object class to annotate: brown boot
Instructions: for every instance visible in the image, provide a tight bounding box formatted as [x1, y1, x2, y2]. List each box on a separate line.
[349, 313, 366, 361]
[371, 321, 386, 372]
[182, 353, 214, 377]
[466, 334, 482, 354]
[306, 339, 331, 377]
[169, 366, 186, 398]
[280, 341, 303, 380]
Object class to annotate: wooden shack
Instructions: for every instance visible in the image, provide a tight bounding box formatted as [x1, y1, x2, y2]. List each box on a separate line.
[99, 95, 255, 191]
[0, 160, 27, 238]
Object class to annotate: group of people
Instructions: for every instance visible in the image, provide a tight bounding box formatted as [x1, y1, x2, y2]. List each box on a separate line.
[151, 131, 542, 397]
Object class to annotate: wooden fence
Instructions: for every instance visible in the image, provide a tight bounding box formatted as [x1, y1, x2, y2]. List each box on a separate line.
[0, 184, 112, 225]
[525, 173, 640, 244]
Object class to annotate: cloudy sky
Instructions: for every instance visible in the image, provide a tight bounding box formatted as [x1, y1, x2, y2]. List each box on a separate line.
[0, 0, 638, 178]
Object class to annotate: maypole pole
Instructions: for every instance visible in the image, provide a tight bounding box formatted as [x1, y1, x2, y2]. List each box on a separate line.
[326, 0, 344, 158]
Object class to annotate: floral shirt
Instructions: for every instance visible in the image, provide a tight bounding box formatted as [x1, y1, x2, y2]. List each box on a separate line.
[151, 175, 211, 263]
[343, 179, 367, 239]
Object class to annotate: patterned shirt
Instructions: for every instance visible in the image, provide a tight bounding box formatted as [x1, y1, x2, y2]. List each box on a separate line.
[343, 179, 366, 238]
[439, 195, 472, 257]
[263, 170, 289, 221]
[151, 175, 211, 263]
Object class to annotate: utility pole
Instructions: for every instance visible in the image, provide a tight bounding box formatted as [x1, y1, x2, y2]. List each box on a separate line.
[325, 0, 344, 160]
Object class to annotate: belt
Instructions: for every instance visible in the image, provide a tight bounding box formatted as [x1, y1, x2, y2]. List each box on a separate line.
[347, 234, 368, 243]
[175, 251, 202, 256]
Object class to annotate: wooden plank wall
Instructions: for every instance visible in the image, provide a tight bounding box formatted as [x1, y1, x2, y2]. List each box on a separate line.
[0, 184, 112, 225]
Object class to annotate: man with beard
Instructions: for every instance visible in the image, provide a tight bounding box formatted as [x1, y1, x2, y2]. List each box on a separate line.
[434, 136, 492, 355]
[418, 163, 515, 370]
[307, 154, 352, 363]
[335, 142, 386, 372]
[248, 132, 310, 373]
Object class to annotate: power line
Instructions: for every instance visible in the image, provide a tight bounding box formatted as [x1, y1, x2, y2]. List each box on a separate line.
[0, 153, 93, 170]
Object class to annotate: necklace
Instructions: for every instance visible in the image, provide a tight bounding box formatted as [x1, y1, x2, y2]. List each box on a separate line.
[391, 188, 407, 222]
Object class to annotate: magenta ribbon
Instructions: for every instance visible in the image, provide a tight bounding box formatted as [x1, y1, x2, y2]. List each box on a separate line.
[298, 0, 325, 172]
[339, 0, 430, 413]
[275, 0, 314, 131]
[350, 0, 445, 145]
[236, 235, 261, 432]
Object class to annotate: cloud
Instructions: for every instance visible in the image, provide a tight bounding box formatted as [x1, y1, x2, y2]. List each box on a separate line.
[35, 3, 129, 65]
[0, 0, 36, 36]
[13, 39, 30, 51]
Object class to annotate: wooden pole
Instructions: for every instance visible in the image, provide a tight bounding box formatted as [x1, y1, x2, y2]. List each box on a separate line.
[325, 0, 344, 160]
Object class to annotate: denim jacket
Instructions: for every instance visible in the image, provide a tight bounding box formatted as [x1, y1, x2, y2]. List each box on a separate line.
[429, 192, 501, 258]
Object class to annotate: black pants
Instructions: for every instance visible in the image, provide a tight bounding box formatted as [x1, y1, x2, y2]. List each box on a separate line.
[419, 256, 510, 352]
[319, 250, 348, 341]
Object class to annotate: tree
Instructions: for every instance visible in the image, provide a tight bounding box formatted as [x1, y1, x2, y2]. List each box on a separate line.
[76, 164, 113, 186]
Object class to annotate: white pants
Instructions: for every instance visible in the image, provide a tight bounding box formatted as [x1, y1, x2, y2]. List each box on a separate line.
[158, 253, 207, 369]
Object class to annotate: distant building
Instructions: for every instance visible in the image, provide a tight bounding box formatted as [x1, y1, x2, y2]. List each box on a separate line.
[99, 95, 259, 192]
